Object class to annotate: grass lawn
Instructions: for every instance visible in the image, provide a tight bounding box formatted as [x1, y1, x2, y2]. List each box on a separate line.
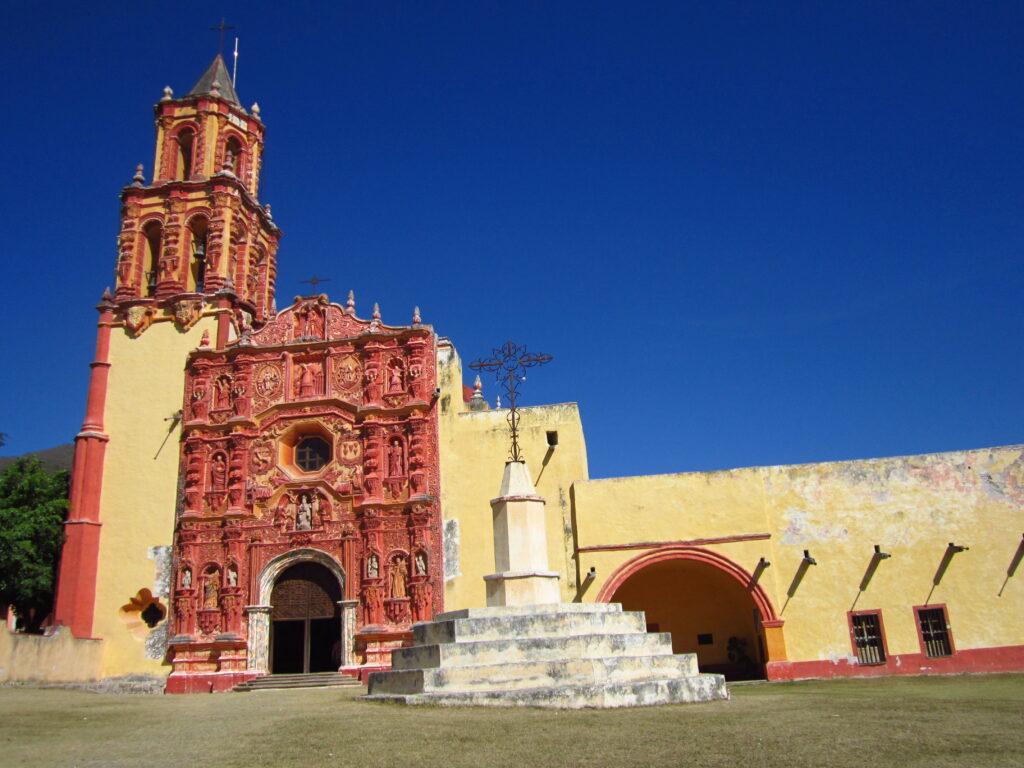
[0, 674, 1021, 767]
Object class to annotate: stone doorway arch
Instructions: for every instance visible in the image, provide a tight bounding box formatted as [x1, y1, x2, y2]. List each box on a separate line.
[597, 546, 786, 681]
[246, 548, 357, 675]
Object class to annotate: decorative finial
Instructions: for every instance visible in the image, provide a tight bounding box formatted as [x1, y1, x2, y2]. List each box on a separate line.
[210, 78, 221, 98]
[101, 287, 113, 302]
[263, 203, 272, 219]
[469, 373, 486, 410]
[161, 86, 174, 101]
[346, 290, 355, 314]
[199, 330, 211, 348]
[251, 102, 261, 119]
[412, 306, 421, 324]
[372, 302, 381, 320]
[132, 164, 145, 186]
[496, 395, 501, 408]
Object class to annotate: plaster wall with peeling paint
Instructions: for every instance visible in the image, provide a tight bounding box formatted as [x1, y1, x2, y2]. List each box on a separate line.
[571, 445, 1024, 676]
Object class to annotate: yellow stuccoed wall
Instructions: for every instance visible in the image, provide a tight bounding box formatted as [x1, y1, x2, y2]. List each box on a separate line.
[436, 341, 589, 612]
[92, 315, 219, 677]
[572, 447, 1024, 664]
[83, 321, 1024, 678]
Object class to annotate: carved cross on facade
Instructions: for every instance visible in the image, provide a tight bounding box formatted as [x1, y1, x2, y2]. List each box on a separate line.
[470, 341, 553, 463]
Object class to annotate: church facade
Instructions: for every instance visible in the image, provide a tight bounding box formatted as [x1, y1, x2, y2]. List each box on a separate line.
[33, 57, 1023, 692]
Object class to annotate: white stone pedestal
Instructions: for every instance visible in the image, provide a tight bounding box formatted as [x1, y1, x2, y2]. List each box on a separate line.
[484, 461, 561, 606]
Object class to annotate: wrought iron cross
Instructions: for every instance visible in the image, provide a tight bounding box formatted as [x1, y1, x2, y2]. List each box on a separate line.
[210, 17, 236, 54]
[470, 341, 553, 462]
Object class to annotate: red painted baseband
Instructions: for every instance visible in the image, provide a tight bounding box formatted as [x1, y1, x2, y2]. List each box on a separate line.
[766, 644, 1024, 681]
[165, 671, 257, 693]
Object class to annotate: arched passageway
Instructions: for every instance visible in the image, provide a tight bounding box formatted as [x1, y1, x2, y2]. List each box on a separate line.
[605, 549, 775, 681]
[270, 561, 342, 674]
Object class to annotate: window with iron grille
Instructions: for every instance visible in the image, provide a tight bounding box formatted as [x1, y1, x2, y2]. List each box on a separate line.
[295, 436, 330, 472]
[850, 611, 886, 665]
[917, 607, 953, 657]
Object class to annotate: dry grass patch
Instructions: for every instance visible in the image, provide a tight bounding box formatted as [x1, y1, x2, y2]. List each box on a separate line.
[0, 674, 1020, 768]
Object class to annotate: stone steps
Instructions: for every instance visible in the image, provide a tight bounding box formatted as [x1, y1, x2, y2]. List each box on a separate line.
[364, 603, 728, 709]
[414, 608, 646, 645]
[367, 674, 727, 709]
[233, 672, 363, 692]
[374, 653, 700, 695]
[392, 629, 677, 670]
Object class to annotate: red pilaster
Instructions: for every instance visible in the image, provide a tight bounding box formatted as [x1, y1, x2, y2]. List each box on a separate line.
[216, 296, 232, 349]
[53, 302, 115, 638]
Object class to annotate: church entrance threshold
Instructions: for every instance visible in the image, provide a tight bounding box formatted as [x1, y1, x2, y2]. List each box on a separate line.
[270, 562, 342, 674]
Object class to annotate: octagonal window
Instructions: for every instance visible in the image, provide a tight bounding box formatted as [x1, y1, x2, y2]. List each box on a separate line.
[295, 436, 330, 472]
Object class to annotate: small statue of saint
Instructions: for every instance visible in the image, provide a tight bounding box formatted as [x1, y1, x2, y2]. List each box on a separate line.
[389, 556, 408, 598]
[297, 495, 313, 530]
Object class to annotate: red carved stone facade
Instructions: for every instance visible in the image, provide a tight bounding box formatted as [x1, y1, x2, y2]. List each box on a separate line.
[165, 296, 441, 692]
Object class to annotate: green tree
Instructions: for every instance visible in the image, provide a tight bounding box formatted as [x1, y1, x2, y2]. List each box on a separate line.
[0, 458, 69, 632]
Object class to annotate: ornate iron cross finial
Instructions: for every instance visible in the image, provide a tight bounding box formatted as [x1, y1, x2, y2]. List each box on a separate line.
[470, 341, 553, 462]
[210, 17, 236, 54]
[300, 276, 332, 290]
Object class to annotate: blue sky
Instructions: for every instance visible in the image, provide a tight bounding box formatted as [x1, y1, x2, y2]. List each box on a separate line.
[1, 1, 1021, 478]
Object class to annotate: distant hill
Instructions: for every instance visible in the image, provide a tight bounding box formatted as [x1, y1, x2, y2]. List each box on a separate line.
[0, 444, 75, 473]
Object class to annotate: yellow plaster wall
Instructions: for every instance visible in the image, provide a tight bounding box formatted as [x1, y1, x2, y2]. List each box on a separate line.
[91, 315, 218, 677]
[0, 627, 102, 683]
[571, 446, 1024, 664]
[436, 342, 589, 612]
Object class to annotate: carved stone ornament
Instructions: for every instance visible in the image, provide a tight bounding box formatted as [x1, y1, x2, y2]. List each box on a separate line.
[339, 438, 361, 464]
[172, 299, 203, 331]
[249, 438, 274, 474]
[123, 305, 155, 336]
[333, 354, 362, 393]
[253, 363, 284, 399]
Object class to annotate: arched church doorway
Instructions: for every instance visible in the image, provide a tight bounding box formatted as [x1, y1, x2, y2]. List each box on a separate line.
[605, 550, 770, 681]
[270, 561, 342, 674]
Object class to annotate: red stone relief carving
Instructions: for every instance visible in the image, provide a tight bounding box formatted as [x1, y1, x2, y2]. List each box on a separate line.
[168, 295, 441, 683]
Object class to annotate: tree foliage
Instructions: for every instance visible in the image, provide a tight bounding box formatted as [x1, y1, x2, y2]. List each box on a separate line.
[0, 457, 69, 632]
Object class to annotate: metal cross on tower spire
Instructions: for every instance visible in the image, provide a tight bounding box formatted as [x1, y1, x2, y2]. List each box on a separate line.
[470, 341, 553, 463]
[210, 17, 235, 55]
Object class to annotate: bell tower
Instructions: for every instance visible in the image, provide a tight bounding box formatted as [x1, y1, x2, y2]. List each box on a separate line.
[53, 57, 281, 678]
[114, 54, 280, 322]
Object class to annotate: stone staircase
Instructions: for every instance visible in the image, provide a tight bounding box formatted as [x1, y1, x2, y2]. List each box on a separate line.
[233, 672, 363, 692]
[363, 603, 728, 708]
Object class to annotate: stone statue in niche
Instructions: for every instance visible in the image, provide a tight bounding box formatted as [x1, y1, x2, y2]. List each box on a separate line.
[215, 376, 231, 409]
[389, 556, 408, 598]
[299, 305, 323, 338]
[415, 552, 427, 576]
[311, 493, 321, 524]
[296, 495, 313, 530]
[297, 364, 315, 397]
[387, 361, 404, 393]
[181, 568, 192, 589]
[227, 567, 237, 587]
[387, 440, 404, 477]
[283, 493, 297, 524]
[210, 454, 227, 491]
[366, 554, 379, 579]
[203, 574, 219, 608]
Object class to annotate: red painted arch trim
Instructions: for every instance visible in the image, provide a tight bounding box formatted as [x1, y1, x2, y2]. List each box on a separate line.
[596, 545, 780, 623]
